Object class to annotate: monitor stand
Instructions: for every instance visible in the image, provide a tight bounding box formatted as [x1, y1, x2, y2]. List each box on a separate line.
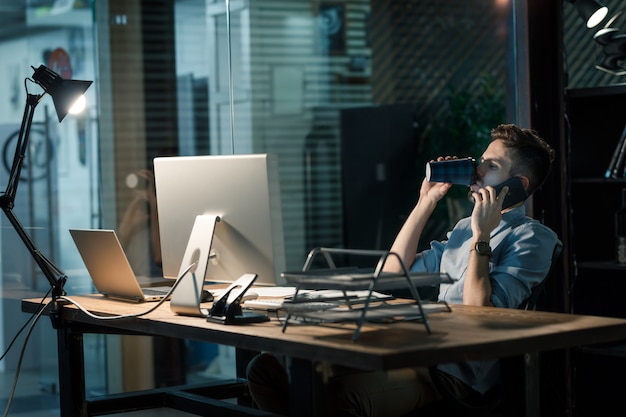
[170, 214, 220, 317]
[169, 214, 269, 324]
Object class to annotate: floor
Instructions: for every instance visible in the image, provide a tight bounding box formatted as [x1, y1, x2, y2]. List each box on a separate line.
[0, 346, 238, 417]
[0, 370, 60, 417]
[1, 369, 239, 417]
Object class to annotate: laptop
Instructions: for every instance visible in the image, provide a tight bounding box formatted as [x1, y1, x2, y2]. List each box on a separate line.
[69, 228, 173, 302]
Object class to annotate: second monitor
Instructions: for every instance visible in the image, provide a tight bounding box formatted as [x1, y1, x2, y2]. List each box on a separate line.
[153, 153, 286, 286]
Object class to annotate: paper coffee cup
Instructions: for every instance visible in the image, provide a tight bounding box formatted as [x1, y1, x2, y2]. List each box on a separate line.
[425, 157, 476, 185]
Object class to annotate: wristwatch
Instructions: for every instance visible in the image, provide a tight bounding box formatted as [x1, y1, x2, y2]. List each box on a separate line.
[472, 240, 492, 257]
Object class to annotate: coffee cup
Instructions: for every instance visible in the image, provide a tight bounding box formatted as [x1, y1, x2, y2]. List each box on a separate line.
[425, 157, 476, 185]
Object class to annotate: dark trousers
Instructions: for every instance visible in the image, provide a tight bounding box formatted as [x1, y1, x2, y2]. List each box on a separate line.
[246, 352, 476, 417]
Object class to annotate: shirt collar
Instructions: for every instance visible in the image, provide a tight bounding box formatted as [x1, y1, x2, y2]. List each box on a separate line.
[492, 204, 526, 237]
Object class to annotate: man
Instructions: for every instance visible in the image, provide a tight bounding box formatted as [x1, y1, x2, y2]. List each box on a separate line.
[247, 124, 559, 417]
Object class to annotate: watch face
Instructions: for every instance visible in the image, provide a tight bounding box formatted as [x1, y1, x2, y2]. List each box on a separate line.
[475, 241, 491, 255]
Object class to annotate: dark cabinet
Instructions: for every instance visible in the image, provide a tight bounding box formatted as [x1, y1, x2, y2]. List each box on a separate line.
[566, 85, 626, 316]
[566, 84, 626, 417]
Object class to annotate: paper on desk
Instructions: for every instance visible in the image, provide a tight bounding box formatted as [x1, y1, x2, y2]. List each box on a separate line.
[211, 286, 300, 299]
[288, 289, 393, 301]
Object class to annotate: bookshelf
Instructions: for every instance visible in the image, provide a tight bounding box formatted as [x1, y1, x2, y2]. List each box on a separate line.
[605, 124, 626, 179]
[567, 84, 626, 271]
[566, 84, 626, 416]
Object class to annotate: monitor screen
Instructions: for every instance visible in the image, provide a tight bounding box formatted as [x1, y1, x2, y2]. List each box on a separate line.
[153, 153, 286, 286]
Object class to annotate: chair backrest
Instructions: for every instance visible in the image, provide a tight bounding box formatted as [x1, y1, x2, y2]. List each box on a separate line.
[518, 238, 563, 310]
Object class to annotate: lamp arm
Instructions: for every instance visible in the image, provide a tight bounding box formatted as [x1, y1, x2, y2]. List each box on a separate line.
[0, 91, 67, 310]
[4, 93, 43, 203]
[0, 202, 67, 297]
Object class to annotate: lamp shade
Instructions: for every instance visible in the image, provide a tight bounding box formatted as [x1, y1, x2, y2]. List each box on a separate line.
[31, 65, 93, 122]
[576, 0, 609, 28]
[594, 28, 626, 74]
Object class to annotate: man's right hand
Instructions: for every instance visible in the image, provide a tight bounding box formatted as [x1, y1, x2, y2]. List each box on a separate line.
[419, 177, 452, 205]
[419, 156, 457, 204]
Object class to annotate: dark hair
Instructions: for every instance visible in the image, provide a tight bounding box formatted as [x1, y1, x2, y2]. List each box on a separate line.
[490, 124, 555, 195]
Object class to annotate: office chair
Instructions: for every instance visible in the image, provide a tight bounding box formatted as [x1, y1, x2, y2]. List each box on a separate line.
[421, 239, 564, 417]
[518, 239, 563, 311]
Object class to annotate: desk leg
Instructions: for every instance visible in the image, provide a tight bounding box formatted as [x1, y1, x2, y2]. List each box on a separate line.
[524, 352, 540, 417]
[501, 353, 540, 417]
[57, 325, 87, 417]
[287, 358, 328, 417]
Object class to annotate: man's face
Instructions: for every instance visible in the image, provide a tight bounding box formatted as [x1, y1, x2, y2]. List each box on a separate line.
[470, 139, 514, 192]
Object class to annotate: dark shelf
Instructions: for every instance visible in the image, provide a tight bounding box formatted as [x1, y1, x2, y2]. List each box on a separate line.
[566, 88, 626, 178]
[566, 84, 626, 417]
[572, 177, 626, 184]
[573, 343, 626, 416]
[567, 84, 626, 97]
[577, 261, 626, 271]
[576, 342, 626, 358]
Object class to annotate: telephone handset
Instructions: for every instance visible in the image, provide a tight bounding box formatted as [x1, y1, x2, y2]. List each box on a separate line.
[493, 176, 528, 210]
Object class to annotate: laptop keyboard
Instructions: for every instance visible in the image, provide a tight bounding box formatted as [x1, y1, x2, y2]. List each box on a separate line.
[142, 286, 172, 296]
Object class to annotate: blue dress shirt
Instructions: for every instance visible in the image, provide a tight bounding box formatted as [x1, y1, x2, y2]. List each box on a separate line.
[409, 204, 558, 394]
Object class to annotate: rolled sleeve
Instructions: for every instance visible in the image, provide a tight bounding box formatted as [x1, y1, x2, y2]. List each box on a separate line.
[410, 240, 445, 273]
[489, 222, 558, 308]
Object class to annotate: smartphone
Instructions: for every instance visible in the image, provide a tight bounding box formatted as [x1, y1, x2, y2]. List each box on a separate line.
[494, 176, 528, 209]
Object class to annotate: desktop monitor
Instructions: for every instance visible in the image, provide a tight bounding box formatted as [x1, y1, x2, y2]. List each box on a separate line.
[153, 153, 286, 286]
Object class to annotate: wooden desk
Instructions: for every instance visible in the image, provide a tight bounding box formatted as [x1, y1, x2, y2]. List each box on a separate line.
[22, 295, 626, 417]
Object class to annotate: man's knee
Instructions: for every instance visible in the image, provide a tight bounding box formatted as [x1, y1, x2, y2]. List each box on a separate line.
[246, 353, 289, 414]
[247, 352, 287, 385]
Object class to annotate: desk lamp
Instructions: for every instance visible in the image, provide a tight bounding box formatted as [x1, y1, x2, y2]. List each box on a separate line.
[593, 11, 626, 75]
[0, 65, 92, 323]
[573, 0, 609, 28]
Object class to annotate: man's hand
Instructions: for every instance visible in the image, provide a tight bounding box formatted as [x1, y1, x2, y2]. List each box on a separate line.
[470, 185, 509, 238]
[419, 157, 456, 204]
[419, 177, 452, 204]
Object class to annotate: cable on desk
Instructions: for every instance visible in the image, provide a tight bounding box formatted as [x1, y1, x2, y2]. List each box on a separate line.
[59, 261, 198, 321]
[1, 288, 51, 363]
[3, 297, 50, 417]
